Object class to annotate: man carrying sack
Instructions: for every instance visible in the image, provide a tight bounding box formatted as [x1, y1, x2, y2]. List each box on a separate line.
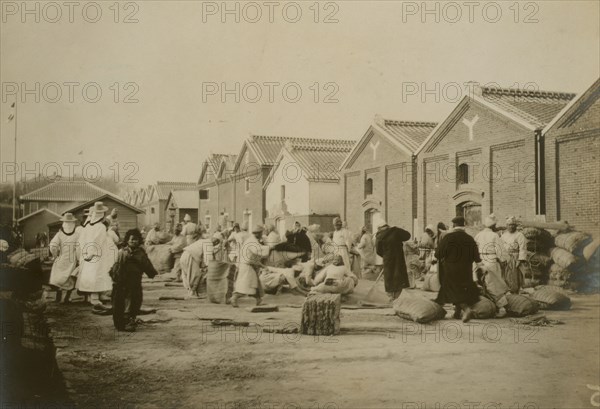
[231, 225, 269, 307]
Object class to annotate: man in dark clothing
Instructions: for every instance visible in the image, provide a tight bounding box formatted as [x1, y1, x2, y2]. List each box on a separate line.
[375, 220, 412, 302]
[289, 221, 312, 262]
[435, 216, 481, 322]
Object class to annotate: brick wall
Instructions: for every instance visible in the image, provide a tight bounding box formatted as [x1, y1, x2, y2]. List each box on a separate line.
[418, 101, 536, 230]
[386, 163, 414, 231]
[545, 88, 600, 236]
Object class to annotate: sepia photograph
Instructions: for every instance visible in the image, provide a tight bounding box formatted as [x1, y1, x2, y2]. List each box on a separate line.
[1, 1, 599, 408]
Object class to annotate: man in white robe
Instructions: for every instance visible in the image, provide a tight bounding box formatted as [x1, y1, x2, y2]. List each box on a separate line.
[180, 227, 213, 298]
[181, 214, 198, 246]
[231, 225, 270, 307]
[501, 216, 528, 293]
[332, 217, 353, 273]
[77, 202, 118, 307]
[49, 213, 82, 302]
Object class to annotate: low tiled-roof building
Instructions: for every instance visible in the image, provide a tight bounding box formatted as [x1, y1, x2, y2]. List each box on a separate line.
[542, 78, 600, 236]
[340, 116, 437, 235]
[19, 181, 116, 217]
[136, 181, 197, 228]
[17, 208, 61, 249]
[198, 153, 237, 231]
[415, 84, 576, 231]
[65, 194, 144, 234]
[264, 139, 355, 234]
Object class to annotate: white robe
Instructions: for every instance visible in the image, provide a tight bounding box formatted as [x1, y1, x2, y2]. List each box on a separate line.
[181, 222, 198, 246]
[49, 226, 82, 290]
[77, 220, 117, 293]
[234, 235, 270, 295]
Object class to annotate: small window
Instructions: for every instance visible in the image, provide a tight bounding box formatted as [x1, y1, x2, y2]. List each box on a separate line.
[365, 178, 373, 196]
[457, 163, 469, 185]
[280, 185, 285, 201]
[245, 178, 250, 193]
[199, 189, 209, 200]
[151, 207, 155, 214]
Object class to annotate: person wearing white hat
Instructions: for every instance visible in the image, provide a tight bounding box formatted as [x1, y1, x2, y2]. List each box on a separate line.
[332, 217, 353, 274]
[356, 226, 376, 276]
[180, 214, 198, 246]
[230, 224, 270, 307]
[76, 202, 117, 307]
[49, 213, 82, 303]
[475, 214, 509, 316]
[501, 216, 527, 293]
[180, 226, 212, 298]
[374, 219, 412, 302]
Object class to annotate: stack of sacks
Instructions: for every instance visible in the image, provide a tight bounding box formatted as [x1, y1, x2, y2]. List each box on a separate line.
[548, 231, 596, 291]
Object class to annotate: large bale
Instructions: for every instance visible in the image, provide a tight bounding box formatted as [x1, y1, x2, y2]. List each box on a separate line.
[471, 296, 496, 319]
[505, 294, 539, 317]
[206, 260, 230, 304]
[550, 247, 579, 269]
[300, 293, 341, 336]
[548, 263, 572, 288]
[531, 286, 571, 310]
[393, 291, 446, 323]
[422, 272, 441, 292]
[554, 232, 592, 255]
[523, 228, 554, 252]
[146, 244, 172, 273]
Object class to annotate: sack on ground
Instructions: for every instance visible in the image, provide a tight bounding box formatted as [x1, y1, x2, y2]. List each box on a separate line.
[393, 291, 446, 323]
[422, 273, 441, 292]
[505, 293, 539, 317]
[471, 296, 496, 319]
[531, 286, 571, 310]
[146, 244, 172, 273]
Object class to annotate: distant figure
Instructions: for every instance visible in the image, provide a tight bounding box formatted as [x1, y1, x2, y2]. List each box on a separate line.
[356, 226, 376, 275]
[49, 213, 82, 303]
[144, 223, 161, 247]
[375, 219, 412, 302]
[264, 224, 281, 248]
[181, 214, 198, 245]
[501, 216, 527, 293]
[167, 223, 186, 282]
[35, 232, 48, 248]
[212, 225, 224, 242]
[180, 226, 212, 298]
[332, 217, 353, 272]
[105, 208, 118, 226]
[435, 216, 481, 322]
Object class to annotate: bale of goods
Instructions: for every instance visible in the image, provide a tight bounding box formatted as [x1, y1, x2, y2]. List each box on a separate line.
[522, 228, 554, 252]
[206, 260, 230, 304]
[505, 294, 539, 317]
[526, 252, 552, 277]
[554, 232, 592, 255]
[550, 247, 578, 269]
[300, 293, 341, 336]
[406, 255, 426, 283]
[470, 296, 496, 319]
[531, 286, 571, 310]
[146, 244, 172, 273]
[393, 291, 446, 323]
[583, 239, 600, 262]
[548, 263, 572, 288]
[422, 272, 441, 292]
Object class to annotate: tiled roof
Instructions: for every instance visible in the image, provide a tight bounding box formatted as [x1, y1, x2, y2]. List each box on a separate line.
[19, 181, 116, 202]
[247, 135, 355, 166]
[479, 86, 576, 128]
[543, 78, 600, 134]
[283, 140, 354, 182]
[65, 194, 144, 214]
[155, 181, 198, 201]
[170, 189, 199, 209]
[17, 208, 62, 222]
[375, 117, 438, 152]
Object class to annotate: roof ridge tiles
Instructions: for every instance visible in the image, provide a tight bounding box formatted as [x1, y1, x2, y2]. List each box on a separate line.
[481, 87, 576, 100]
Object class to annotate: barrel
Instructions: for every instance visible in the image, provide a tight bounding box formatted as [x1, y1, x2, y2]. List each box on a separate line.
[206, 260, 230, 304]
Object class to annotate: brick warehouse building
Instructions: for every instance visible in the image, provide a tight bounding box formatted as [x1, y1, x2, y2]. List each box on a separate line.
[198, 153, 237, 231]
[415, 84, 576, 232]
[340, 116, 437, 236]
[542, 78, 600, 236]
[264, 139, 355, 235]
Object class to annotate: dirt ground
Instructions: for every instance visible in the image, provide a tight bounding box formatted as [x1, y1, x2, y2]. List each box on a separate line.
[44, 275, 600, 409]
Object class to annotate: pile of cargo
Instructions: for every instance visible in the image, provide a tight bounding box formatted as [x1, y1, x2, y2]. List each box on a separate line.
[522, 222, 599, 292]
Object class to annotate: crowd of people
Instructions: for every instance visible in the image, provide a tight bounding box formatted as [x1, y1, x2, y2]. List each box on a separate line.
[22, 202, 530, 331]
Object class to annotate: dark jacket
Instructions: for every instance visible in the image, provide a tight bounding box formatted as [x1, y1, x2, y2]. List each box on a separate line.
[435, 228, 481, 305]
[376, 226, 411, 292]
[110, 246, 158, 285]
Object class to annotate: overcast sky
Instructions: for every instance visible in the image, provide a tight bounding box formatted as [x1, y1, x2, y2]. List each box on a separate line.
[1, 0, 599, 187]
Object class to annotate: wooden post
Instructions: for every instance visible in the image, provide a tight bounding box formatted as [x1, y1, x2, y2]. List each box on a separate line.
[300, 293, 341, 336]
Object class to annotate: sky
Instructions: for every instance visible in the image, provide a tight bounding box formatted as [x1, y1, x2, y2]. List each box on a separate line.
[1, 0, 599, 187]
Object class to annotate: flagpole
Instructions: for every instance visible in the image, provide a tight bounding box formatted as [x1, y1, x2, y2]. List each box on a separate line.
[12, 97, 17, 226]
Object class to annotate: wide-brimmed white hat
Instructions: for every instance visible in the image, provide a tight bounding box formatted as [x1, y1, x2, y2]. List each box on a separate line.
[484, 214, 497, 228]
[60, 213, 78, 223]
[90, 202, 109, 214]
